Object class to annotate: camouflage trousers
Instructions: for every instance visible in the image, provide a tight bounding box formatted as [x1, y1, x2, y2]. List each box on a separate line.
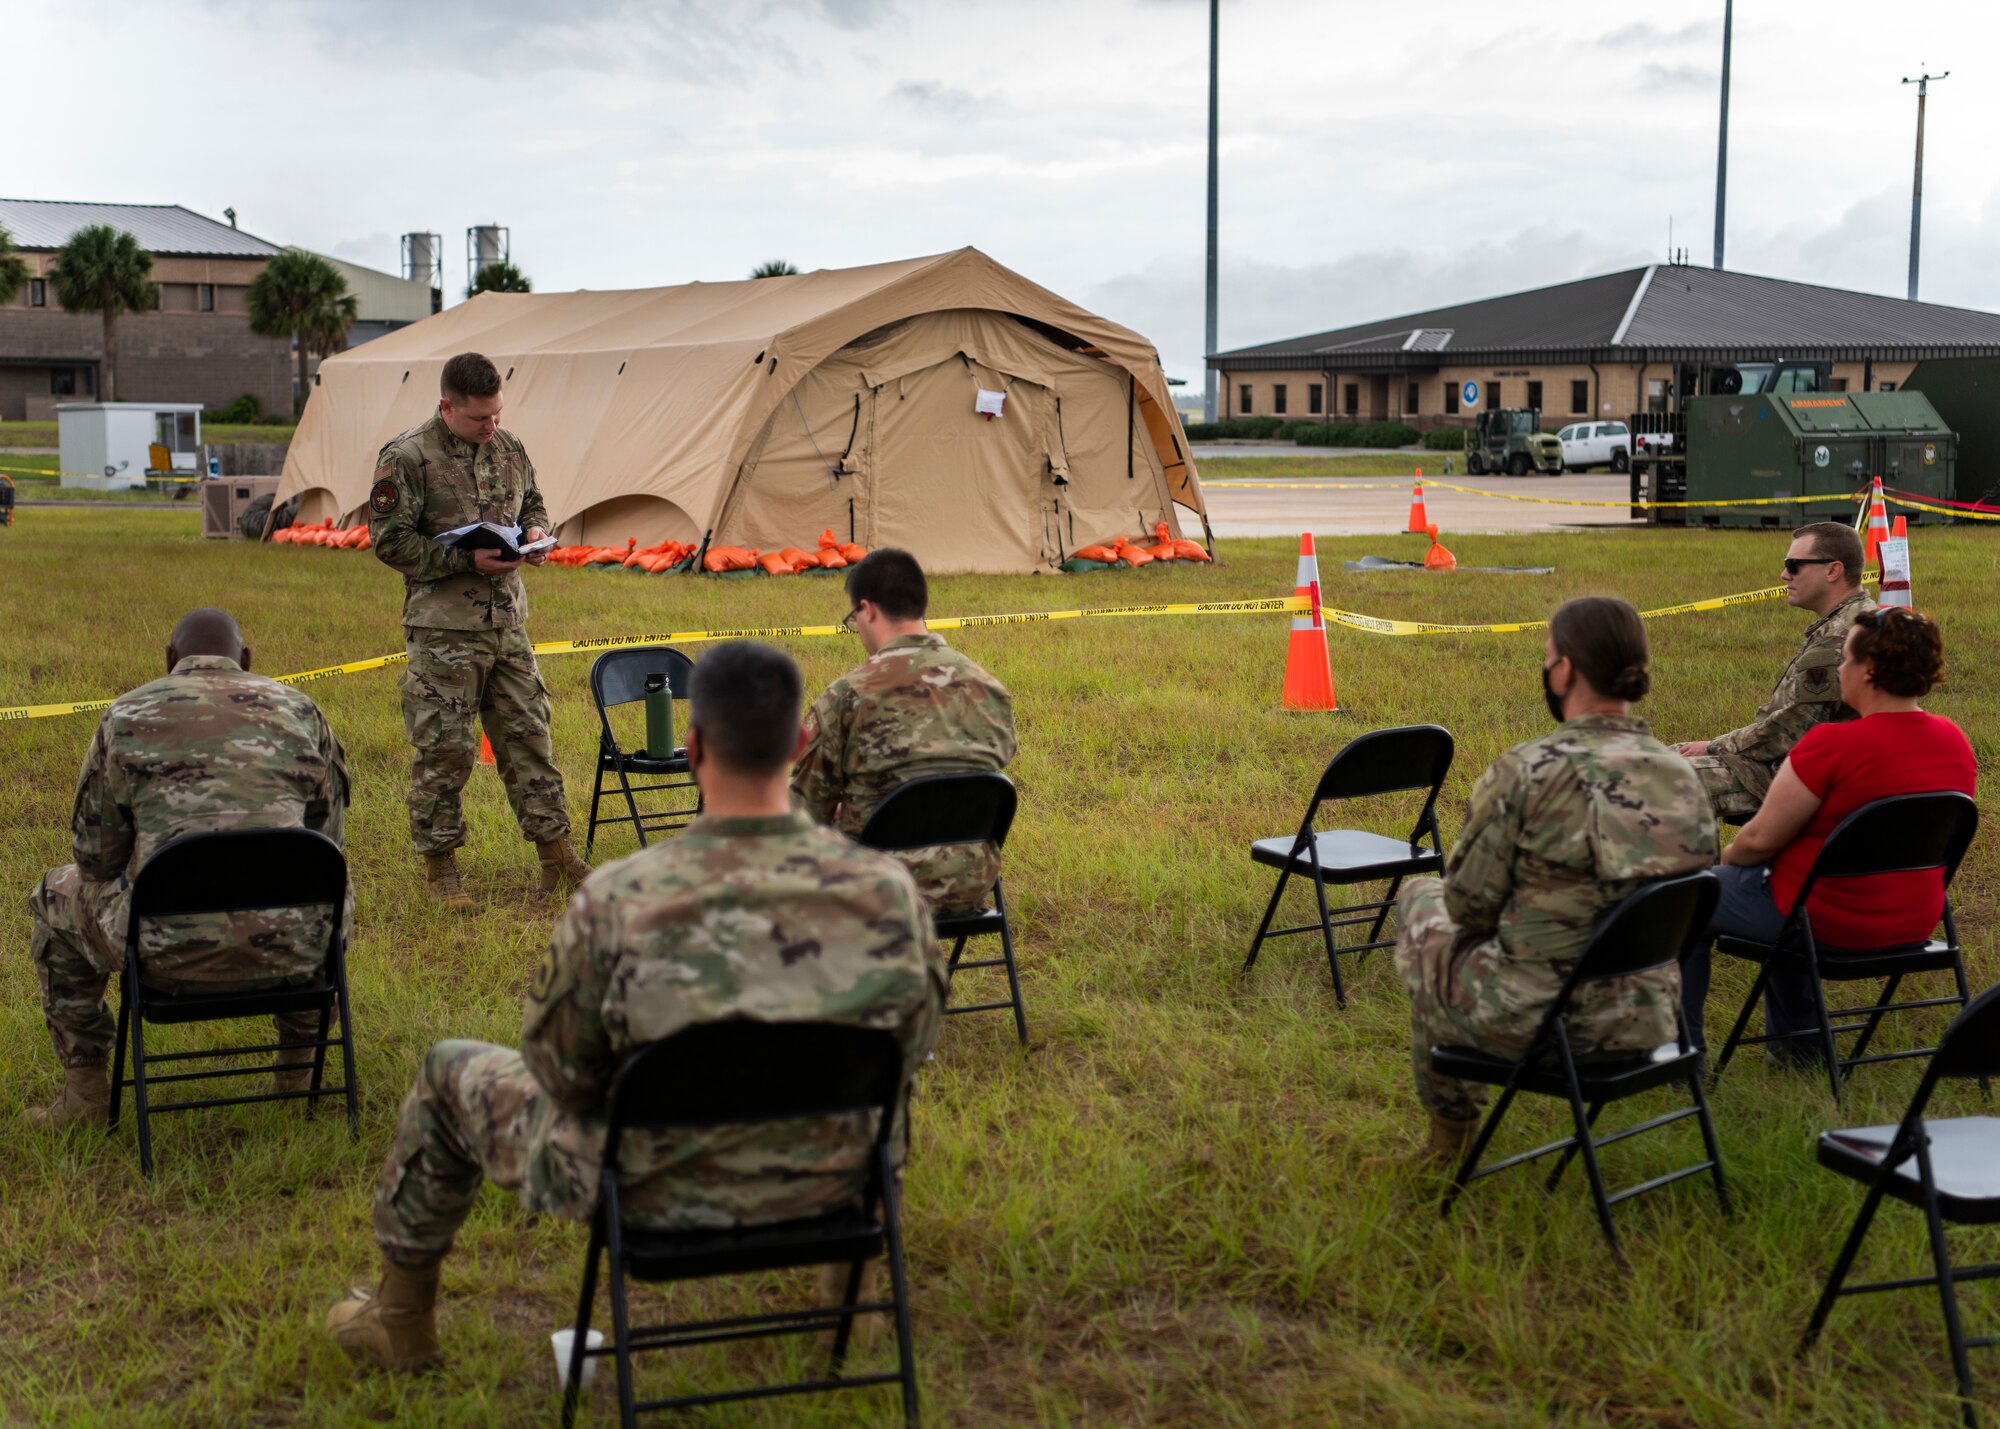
[897, 842, 1002, 920]
[1686, 752, 1774, 823]
[28, 865, 321, 1070]
[399, 625, 570, 855]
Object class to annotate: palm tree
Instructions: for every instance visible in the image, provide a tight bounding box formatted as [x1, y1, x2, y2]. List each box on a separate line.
[50, 226, 158, 402]
[469, 261, 531, 297]
[0, 224, 27, 307]
[247, 250, 359, 416]
[749, 260, 799, 279]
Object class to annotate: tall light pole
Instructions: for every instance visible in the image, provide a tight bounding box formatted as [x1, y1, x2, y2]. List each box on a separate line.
[1712, 0, 1732, 269]
[1902, 68, 1948, 301]
[1203, 0, 1220, 423]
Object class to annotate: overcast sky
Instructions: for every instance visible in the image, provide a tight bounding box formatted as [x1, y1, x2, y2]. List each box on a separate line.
[13, 0, 1996, 386]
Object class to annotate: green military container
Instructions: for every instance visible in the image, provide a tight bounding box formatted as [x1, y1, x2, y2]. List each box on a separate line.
[1680, 391, 1957, 529]
[1904, 356, 2000, 505]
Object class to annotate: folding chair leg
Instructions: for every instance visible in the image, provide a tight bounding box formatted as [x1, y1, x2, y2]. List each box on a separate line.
[1309, 865, 1348, 1008]
[604, 1208, 639, 1429]
[1844, 974, 1902, 1067]
[1919, 1166, 1980, 1428]
[1242, 868, 1290, 974]
[130, 997, 156, 1178]
[335, 961, 361, 1143]
[1553, 1033, 1621, 1258]
[994, 882, 1029, 1047]
[879, 1155, 921, 1428]
[1545, 1102, 1603, 1193]
[615, 766, 648, 852]
[1801, 1179, 1890, 1353]
[1363, 875, 1404, 955]
[561, 1216, 604, 1429]
[1711, 960, 1775, 1085]
[1687, 1069, 1733, 1217]
[1442, 1081, 1520, 1217]
[1804, 944, 1844, 1104]
[827, 1259, 865, 1374]
[585, 765, 605, 858]
[305, 1002, 332, 1120]
[109, 972, 130, 1128]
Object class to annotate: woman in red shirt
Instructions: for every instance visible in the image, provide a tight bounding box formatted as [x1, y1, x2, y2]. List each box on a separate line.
[1681, 606, 1975, 1063]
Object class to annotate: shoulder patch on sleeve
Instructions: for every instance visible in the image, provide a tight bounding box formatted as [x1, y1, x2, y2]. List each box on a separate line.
[370, 479, 400, 515]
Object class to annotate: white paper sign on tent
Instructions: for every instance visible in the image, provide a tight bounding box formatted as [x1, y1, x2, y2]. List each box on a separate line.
[1878, 537, 1913, 607]
[975, 389, 1007, 420]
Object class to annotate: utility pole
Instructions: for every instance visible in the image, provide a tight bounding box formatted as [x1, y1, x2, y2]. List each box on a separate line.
[1902, 68, 1948, 301]
[1203, 0, 1220, 423]
[1712, 0, 1731, 269]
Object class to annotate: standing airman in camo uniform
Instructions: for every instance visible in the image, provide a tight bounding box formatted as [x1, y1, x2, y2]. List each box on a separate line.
[24, 609, 350, 1127]
[1676, 522, 1875, 821]
[1388, 598, 1716, 1166]
[793, 549, 1017, 917]
[367, 351, 590, 908]
[328, 642, 944, 1372]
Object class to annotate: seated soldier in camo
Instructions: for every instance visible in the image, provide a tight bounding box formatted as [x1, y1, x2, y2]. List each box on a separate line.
[24, 608, 351, 1127]
[328, 640, 944, 1371]
[1386, 597, 1718, 1167]
[792, 548, 1017, 916]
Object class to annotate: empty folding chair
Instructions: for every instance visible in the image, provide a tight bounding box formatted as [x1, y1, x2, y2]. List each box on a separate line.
[108, 827, 359, 1177]
[1710, 791, 1977, 1103]
[1434, 870, 1729, 1258]
[585, 647, 700, 857]
[560, 1020, 920, 1429]
[1242, 724, 1453, 1006]
[1803, 983, 2000, 1429]
[857, 772, 1026, 1044]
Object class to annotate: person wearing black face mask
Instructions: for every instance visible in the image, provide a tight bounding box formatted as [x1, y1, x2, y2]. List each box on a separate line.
[1376, 597, 1719, 1169]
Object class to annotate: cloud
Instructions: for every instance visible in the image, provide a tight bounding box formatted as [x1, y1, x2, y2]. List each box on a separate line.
[890, 79, 984, 115]
[1639, 62, 1717, 93]
[1597, 20, 1717, 50]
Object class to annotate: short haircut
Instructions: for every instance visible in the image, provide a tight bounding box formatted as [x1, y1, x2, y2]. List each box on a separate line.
[440, 352, 502, 403]
[1794, 521, 1864, 587]
[170, 607, 244, 659]
[687, 641, 802, 775]
[845, 548, 927, 621]
[1849, 606, 1945, 697]
[1548, 596, 1650, 702]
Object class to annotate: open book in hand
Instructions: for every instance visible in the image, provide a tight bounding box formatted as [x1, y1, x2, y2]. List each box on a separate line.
[434, 522, 557, 558]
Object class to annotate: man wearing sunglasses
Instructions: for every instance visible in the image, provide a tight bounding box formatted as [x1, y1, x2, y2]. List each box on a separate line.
[1674, 521, 1875, 820]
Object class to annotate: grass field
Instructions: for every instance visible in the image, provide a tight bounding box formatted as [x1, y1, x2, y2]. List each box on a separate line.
[0, 420, 297, 450]
[2, 509, 1997, 1426]
[0, 454, 200, 505]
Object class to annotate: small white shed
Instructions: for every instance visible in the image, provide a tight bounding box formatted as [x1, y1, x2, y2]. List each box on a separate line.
[57, 403, 205, 490]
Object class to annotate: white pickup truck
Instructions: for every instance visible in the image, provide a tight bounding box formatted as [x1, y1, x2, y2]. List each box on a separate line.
[1554, 421, 1634, 472]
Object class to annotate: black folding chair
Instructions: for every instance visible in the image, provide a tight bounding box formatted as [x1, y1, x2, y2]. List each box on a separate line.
[107, 828, 358, 1178]
[1242, 724, 1453, 1006]
[586, 647, 700, 856]
[1803, 983, 2000, 1429]
[1710, 791, 1978, 1104]
[560, 1020, 920, 1429]
[1434, 870, 1729, 1259]
[857, 772, 1027, 1045]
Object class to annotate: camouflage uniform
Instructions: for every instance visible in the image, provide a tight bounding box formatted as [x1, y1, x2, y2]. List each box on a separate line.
[1688, 591, 1874, 820]
[370, 810, 944, 1266]
[792, 633, 1017, 915]
[368, 414, 569, 854]
[28, 656, 350, 1068]
[1394, 714, 1717, 1121]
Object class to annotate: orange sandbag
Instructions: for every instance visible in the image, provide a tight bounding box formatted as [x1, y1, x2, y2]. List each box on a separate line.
[583, 544, 628, 566]
[1170, 539, 1211, 562]
[1423, 524, 1456, 572]
[777, 547, 818, 571]
[838, 542, 866, 563]
[818, 551, 847, 570]
[757, 551, 794, 575]
[703, 545, 759, 573]
[817, 528, 840, 551]
[1073, 543, 1119, 563]
[1141, 522, 1177, 561]
[1109, 536, 1152, 568]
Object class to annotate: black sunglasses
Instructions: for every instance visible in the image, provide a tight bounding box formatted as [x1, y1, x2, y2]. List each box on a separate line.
[841, 605, 861, 633]
[1783, 557, 1837, 575]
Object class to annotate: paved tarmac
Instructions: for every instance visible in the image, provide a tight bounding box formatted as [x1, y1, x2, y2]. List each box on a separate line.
[1202, 472, 1639, 537]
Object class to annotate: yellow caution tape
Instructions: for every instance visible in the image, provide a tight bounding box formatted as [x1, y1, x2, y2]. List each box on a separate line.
[1880, 495, 2000, 522]
[1207, 479, 1863, 510]
[0, 462, 201, 485]
[1, 582, 1838, 724]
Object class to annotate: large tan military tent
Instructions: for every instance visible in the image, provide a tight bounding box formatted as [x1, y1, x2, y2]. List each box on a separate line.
[277, 248, 1207, 573]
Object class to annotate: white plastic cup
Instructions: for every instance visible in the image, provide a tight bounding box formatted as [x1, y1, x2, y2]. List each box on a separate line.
[551, 1328, 605, 1392]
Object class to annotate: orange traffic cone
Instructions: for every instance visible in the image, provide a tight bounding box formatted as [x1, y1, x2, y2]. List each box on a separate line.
[1863, 476, 1890, 573]
[478, 731, 496, 765]
[1282, 534, 1338, 712]
[1405, 476, 1429, 534]
[1891, 514, 1908, 539]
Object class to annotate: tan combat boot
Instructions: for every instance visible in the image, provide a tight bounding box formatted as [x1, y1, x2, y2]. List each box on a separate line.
[1363, 1111, 1479, 1174]
[25, 1064, 110, 1129]
[535, 837, 592, 899]
[423, 852, 473, 911]
[327, 1259, 443, 1371]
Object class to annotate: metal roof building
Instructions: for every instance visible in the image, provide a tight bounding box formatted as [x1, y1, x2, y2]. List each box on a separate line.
[0, 198, 280, 258]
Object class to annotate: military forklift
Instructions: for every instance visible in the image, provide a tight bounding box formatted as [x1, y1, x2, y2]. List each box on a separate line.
[1465, 408, 1564, 477]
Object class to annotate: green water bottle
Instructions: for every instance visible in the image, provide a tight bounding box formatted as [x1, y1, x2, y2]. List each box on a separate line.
[643, 673, 674, 758]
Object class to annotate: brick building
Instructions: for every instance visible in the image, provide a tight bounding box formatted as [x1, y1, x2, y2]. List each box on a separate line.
[0, 199, 292, 421]
[1208, 264, 2000, 431]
